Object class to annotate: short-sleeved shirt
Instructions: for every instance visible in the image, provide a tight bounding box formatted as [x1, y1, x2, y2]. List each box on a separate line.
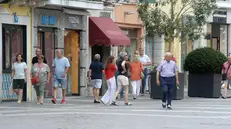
[52, 57, 70, 79]
[12, 62, 27, 79]
[130, 61, 142, 80]
[139, 55, 151, 68]
[156, 60, 178, 77]
[89, 61, 104, 79]
[222, 61, 231, 80]
[31, 63, 50, 83]
[105, 63, 117, 80]
[32, 56, 47, 65]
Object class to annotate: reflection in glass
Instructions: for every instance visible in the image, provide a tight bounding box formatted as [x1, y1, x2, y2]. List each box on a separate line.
[220, 25, 227, 55]
[4, 30, 10, 69]
[12, 27, 23, 64]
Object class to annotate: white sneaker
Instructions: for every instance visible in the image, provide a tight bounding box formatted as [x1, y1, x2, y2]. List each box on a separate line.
[17, 100, 21, 104]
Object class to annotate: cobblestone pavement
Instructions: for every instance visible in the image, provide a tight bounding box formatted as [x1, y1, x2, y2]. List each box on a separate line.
[1, 95, 231, 129]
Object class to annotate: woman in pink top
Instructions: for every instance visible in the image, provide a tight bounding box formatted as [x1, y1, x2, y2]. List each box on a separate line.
[221, 56, 231, 98]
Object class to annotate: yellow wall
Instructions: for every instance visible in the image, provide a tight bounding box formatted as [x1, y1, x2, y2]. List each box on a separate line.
[0, 4, 33, 101]
[1, 4, 30, 16]
[157, 1, 182, 67]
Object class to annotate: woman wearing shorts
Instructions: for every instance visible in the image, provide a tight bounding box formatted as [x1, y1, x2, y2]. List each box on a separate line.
[111, 52, 132, 106]
[11, 53, 28, 104]
[101, 56, 117, 105]
[31, 55, 51, 104]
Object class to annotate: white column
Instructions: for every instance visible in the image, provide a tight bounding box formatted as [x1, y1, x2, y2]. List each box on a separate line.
[228, 24, 231, 55]
[200, 24, 208, 47]
[153, 35, 165, 66]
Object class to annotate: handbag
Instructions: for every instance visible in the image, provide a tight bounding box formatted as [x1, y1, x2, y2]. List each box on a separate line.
[31, 66, 42, 85]
[222, 64, 231, 80]
[140, 71, 144, 79]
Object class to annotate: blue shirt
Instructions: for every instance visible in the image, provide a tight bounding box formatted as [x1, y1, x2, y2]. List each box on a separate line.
[89, 61, 104, 79]
[52, 57, 70, 79]
[156, 60, 178, 77]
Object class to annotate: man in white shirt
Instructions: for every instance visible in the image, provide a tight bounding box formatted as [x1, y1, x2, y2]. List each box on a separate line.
[139, 48, 152, 95]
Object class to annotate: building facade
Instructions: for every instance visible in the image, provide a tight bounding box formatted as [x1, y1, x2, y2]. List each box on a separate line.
[114, 4, 144, 58]
[0, 0, 104, 101]
[198, 1, 231, 56]
[0, 3, 31, 101]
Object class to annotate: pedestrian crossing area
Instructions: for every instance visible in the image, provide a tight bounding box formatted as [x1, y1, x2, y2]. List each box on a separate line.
[1, 98, 231, 119]
[1, 97, 231, 129]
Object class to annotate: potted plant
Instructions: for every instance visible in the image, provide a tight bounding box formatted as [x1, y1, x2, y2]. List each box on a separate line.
[183, 47, 227, 98]
[150, 64, 185, 100]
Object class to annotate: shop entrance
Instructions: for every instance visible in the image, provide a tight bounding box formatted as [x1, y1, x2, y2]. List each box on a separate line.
[64, 30, 80, 95]
[91, 45, 110, 95]
[37, 27, 55, 97]
[2, 24, 27, 101]
[210, 24, 228, 55]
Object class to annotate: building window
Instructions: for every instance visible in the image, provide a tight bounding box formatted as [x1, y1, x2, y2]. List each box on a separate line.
[2, 25, 24, 73]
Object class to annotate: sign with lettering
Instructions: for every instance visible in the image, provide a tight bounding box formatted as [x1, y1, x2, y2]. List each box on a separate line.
[213, 17, 226, 24]
[69, 16, 80, 24]
[41, 15, 56, 25]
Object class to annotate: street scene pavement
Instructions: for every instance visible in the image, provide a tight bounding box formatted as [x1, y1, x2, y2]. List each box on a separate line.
[0, 95, 231, 129]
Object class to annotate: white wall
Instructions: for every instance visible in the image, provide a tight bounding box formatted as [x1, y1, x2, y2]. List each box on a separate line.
[87, 6, 115, 65]
[0, 11, 31, 101]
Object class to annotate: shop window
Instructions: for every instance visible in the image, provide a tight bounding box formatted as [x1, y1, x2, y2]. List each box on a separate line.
[2, 25, 24, 73]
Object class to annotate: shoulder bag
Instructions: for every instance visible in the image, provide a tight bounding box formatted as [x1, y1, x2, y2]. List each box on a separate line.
[31, 65, 42, 85]
[222, 64, 231, 81]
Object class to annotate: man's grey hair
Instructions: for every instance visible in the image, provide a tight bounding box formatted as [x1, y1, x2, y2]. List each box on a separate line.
[94, 54, 100, 60]
[164, 52, 173, 57]
[119, 51, 127, 59]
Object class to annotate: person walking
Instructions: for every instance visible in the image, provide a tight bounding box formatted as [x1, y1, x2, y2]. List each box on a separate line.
[156, 52, 179, 110]
[100, 56, 117, 105]
[139, 48, 152, 95]
[89, 54, 104, 103]
[31, 55, 51, 104]
[111, 52, 132, 106]
[11, 53, 28, 104]
[51, 50, 70, 104]
[32, 48, 47, 65]
[115, 53, 126, 99]
[221, 55, 231, 99]
[130, 52, 143, 99]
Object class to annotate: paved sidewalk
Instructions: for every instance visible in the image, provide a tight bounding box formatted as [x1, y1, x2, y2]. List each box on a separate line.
[1, 95, 231, 129]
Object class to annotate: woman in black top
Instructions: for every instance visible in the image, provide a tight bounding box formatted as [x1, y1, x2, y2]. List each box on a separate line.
[111, 52, 132, 106]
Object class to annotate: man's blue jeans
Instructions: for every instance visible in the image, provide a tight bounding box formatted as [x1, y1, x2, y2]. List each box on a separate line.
[141, 68, 148, 94]
[115, 71, 124, 98]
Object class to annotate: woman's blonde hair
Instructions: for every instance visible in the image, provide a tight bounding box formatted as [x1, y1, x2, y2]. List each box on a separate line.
[132, 55, 140, 62]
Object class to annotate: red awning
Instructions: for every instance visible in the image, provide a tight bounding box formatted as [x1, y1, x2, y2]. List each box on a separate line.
[89, 17, 131, 46]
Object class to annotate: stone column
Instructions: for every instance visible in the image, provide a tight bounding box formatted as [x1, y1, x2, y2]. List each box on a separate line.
[56, 29, 64, 51]
[80, 31, 87, 96]
[153, 35, 165, 66]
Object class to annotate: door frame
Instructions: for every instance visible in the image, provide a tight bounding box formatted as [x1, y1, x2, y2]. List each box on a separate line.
[2, 24, 27, 73]
[2, 24, 27, 101]
[64, 29, 80, 96]
[37, 27, 56, 56]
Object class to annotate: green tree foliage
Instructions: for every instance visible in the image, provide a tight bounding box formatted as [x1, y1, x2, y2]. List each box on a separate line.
[137, 0, 216, 52]
[183, 48, 227, 74]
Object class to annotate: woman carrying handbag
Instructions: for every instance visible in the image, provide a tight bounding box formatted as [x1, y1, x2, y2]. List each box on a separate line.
[31, 55, 51, 104]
